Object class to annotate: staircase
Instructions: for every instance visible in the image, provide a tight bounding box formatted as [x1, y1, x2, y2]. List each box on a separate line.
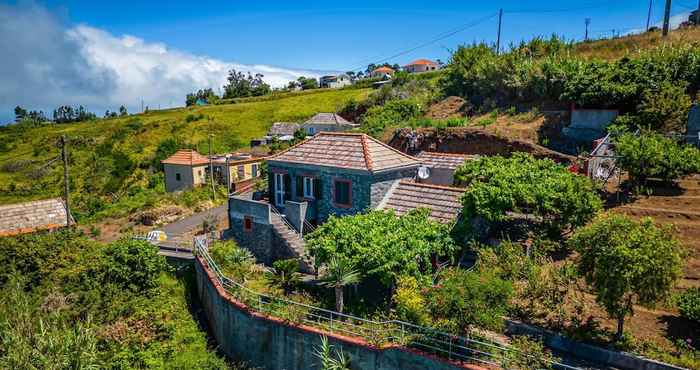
[270, 210, 315, 274]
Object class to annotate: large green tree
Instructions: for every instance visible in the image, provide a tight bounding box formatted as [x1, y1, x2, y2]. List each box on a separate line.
[569, 213, 685, 339]
[306, 209, 456, 289]
[454, 153, 602, 239]
[615, 131, 700, 184]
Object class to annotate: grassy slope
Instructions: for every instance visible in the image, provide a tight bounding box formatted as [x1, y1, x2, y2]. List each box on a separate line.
[573, 27, 700, 60]
[0, 88, 369, 212]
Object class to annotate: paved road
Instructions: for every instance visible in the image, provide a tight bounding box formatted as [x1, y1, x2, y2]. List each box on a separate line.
[161, 204, 227, 237]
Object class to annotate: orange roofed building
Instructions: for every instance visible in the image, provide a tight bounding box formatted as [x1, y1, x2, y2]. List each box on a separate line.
[403, 59, 439, 73]
[371, 66, 394, 79]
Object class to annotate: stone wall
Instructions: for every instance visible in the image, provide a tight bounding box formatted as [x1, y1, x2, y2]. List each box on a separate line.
[370, 168, 418, 208]
[563, 109, 618, 143]
[195, 258, 467, 370]
[228, 197, 274, 264]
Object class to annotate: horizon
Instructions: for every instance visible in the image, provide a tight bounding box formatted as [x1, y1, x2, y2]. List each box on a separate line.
[0, 0, 694, 123]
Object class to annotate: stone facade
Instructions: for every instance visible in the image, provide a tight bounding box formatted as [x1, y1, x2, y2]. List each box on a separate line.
[227, 197, 274, 264]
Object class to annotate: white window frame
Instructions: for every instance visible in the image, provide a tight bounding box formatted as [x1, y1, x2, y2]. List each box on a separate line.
[274, 173, 285, 207]
[303, 177, 314, 199]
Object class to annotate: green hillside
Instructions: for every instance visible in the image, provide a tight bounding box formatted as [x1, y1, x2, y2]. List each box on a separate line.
[0, 88, 370, 221]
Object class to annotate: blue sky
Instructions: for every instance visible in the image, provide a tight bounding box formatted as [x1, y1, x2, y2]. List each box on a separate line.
[40, 0, 694, 71]
[0, 1, 694, 123]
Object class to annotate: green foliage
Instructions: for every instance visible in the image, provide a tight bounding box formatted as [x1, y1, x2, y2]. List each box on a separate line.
[306, 209, 456, 288]
[223, 69, 272, 99]
[393, 276, 431, 325]
[267, 259, 302, 294]
[677, 288, 700, 323]
[569, 213, 685, 338]
[615, 132, 700, 183]
[360, 99, 423, 137]
[636, 82, 692, 133]
[185, 88, 218, 106]
[318, 257, 360, 313]
[454, 153, 602, 239]
[426, 268, 513, 332]
[96, 239, 169, 294]
[313, 336, 351, 370]
[501, 336, 558, 370]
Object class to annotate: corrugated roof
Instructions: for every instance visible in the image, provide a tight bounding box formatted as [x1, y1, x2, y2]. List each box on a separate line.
[380, 181, 463, 223]
[0, 198, 71, 236]
[161, 149, 209, 166]
[405, 59, 438, 66]
[304, 113, 354, 125]
[268, 122, 301, 136]
[268, 132, 420, 172]
[416, 151, 474, 170]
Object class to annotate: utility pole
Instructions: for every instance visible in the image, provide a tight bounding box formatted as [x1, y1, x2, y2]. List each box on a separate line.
[208, 133, 216, 201]
[662, 0, 672, 36]
[585, 18, 591, 40]
[59, 135, 72, 229]
[646, 0, 654, 31]
[696, 0, 700, 25]
[225, 155, 231, 196]
[496, 8, 503, 55]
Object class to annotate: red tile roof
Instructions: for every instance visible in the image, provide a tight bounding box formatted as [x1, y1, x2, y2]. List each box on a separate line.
[161, 149, 209, 166]
[268, 132, 420, 172]
[379, 181, 464, 223]
[373, 66, 394, 73]
[405, 59, 438, 66]
[416, 151, 474, 170]
[0, 198, 71, 236]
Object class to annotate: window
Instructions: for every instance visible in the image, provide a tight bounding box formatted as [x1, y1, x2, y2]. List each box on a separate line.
[308, 127, 316, 135]
[333, 179, 351, 207]
[251, 164, 258, 177]
[237, 165, 245, 180]
[303, 177, 314, 199]
[244, 216, 253, 232]
[175, 173, 181, 181]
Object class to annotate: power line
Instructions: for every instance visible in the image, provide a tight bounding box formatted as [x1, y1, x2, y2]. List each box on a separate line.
[346, 12, 498, 71]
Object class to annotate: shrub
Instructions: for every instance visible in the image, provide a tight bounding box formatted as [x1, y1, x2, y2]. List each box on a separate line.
[501, 336, 559, 370]
[615, 132, 700, 183]
[98, 238, 168, 294]
[637, 82, 692, 133]
[569, 213, 685, 339]
[393, 276, 431, 325]
[454, 153, 602, 239]
[360, 99, 423, 137]
[306, 209, 456, 289]
[426, 268, 512, 332]
[678, 288, 700, 323]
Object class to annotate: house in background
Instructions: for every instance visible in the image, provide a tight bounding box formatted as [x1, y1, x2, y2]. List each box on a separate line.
[162, 149, 264, 193]
[371, 66, 394, 79]
[302, 113, 358, 135]
[319, 74, 352, 89]
[0, 198, 73, 236]
[162, 149, 209, 192]
[403, 59, 439, 73]
[251, 122, 301, 147]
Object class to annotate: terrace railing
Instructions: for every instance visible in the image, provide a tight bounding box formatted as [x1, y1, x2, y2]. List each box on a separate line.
[193, 237, 582, 370]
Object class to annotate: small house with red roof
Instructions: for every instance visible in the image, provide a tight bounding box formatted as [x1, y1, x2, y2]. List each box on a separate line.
[371, 66, 395, 79]
[162, 149, 210, 192]
[162, 149, 264, 193]
[403, 59, 439, 73]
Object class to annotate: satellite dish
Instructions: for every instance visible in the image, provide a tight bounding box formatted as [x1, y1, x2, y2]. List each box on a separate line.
[417, 166, 431, 180]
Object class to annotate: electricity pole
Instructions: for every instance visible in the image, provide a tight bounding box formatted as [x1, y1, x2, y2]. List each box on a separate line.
[662, 0, 672, 36]
[696, 0, 700, 25]
[646, 0, 654, 31]
[496, 9, 503, 55]
[585, 18, 591, 40]
[208, 133, 216, 201]
[59, 135, 72, 229]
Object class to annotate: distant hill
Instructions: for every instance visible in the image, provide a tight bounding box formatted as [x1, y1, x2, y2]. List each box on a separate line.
[0, 88, 369, 221]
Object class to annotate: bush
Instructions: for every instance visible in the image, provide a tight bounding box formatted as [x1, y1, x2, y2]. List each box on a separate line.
[454, 153, 602, 239]
[98, 238, 168, 294]
[393, 276, 431, 325]
[615, 132, 700, 183]
[360, 99, 423, 137]
[678, 288, 700, 323]
[426, 268, 513, 332]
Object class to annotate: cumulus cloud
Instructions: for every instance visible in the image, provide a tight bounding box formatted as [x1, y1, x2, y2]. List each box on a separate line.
[0, 2, 329, 123]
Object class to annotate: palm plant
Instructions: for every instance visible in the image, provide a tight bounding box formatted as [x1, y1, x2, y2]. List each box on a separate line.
[267, 259, 301, 294]
[319, 258, 360, 314]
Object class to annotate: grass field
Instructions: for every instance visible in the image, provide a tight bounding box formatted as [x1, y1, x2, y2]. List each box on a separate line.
[574, 27, 700, 60]
[0, 88, 370, 220]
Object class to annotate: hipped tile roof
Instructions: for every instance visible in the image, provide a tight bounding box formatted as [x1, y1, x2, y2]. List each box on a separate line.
[268, 132, 420, 172]
[405, 59, 438, 66]
[0, 198, 71, 236]
[268, 122, 301, 136]
[304, 113, 354, 125]
[380, 181, 463, 223]
[161, 149, 209, 166]
[416, 151, 473, 170]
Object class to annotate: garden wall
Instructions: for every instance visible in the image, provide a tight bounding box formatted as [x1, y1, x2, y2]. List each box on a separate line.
[194, 257, 472, 370]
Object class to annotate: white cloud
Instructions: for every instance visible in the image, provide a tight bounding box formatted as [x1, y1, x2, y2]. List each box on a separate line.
[0, 2, 329, 123]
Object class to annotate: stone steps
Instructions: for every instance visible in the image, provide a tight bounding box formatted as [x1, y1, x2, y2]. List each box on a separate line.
[270, 212, 314, 273]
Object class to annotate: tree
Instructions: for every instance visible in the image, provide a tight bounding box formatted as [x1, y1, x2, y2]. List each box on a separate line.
[223, 69, 271, 99]
[637, 82, 692, 133]
[186, 88, 218, 106]
[119, 105, 128, 116]
[615, 131, 700, 184]
[318, 258, 360, 313]
[569, 213, 685, 339]
[454, 153, 602, 240]
[14, 106, 27, 122]
[306, 209, 456, 289]
[266, 259, 301, 294]
[297, 76, 318, 90]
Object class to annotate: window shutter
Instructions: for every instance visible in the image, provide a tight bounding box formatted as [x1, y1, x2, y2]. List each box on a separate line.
[313, 178, 322, 199]
[284, 174, 292, 200]
[296, 176, 303, 198]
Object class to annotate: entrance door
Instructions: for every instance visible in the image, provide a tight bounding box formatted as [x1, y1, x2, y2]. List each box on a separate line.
[274, 173, 285, 207]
